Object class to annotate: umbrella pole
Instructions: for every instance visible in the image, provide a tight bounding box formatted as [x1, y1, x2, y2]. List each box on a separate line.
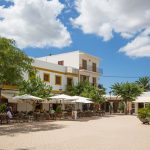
[26, 101, 27, 112]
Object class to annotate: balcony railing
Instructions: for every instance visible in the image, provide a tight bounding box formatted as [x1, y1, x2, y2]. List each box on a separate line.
[79, 65, 101, 73]
[66, 67, 79, 74]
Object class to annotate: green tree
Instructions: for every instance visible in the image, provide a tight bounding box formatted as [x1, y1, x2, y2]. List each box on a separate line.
[0, 37, 33, 85]
[66, 81, 106, 104]
[136, 76, 150, 92]
[111, 82, 143, 114]
[19, 76, 52, 99]
[81, 83, 105, 104]
[66, 81, 87, 96]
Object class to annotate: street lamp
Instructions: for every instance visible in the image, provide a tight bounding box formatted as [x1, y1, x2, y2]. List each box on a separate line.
[109, 91, 112, 99]
[109, 91, 112, 114]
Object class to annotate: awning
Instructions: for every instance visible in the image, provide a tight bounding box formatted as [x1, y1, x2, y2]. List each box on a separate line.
[133, 92, 150, 103]
[133, 97, 150, 103]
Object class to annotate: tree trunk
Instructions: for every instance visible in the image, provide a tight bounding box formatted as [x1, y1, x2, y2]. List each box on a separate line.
[124, 100, 128, 115]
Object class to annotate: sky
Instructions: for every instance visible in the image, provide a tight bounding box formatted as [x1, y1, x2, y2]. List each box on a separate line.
[0, 0, 150, 93]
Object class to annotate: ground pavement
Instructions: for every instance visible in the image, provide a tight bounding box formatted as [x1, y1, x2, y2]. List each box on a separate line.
[0, 115, 150, 150]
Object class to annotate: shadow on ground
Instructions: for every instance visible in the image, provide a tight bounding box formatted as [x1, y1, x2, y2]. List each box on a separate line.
[0, 148, 36, 150]
[62, 115, 116, 122]
[0, 121, 65, 137]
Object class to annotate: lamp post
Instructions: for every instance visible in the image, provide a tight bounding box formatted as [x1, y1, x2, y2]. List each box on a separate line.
[109, 91, 112, 114]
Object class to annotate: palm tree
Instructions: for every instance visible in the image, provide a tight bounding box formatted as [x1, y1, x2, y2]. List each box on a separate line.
[136, 76, 150, 91]
[111, 82, 142, 114]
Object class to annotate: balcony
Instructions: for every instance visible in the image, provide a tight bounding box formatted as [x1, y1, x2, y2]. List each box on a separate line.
[66, 67, 79, 74]
[79, 65, 100, 73]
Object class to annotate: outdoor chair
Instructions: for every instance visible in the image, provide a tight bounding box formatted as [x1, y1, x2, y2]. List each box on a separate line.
[39, 113, 45, 120]
[0, 113, 9, 124]
[77, 111, 82, 118]
[23, 115, 29, 122]
[56, 112, 62, 120]
[17, 112, 28, 122]
[33, 112, 40, 121]
[43, 112, 50, 120]
[92, 111, 97, 116]
[101, 110, 105, 116]
[49, 112, 56, 120]
[12, 114, 20, 123]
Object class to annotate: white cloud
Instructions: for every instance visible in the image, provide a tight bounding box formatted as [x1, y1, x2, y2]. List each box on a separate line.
[72, 0, 150, 57]
[0, 0, 72, 48]
[119, 28, 150, 58]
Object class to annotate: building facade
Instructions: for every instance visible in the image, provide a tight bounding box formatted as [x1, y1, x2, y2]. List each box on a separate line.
[1, 51, 100, 112]
[37, 51, 100, 86]
[23, 58, 79, 93]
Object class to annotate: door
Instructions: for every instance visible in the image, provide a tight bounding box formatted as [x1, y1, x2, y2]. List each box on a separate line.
[67, 78, 73, 86]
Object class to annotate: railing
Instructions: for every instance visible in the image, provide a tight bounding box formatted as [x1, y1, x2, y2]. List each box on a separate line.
[66, 67, 79, 74]
[79, 65, 100, 73]
[1, 84, 18, 90]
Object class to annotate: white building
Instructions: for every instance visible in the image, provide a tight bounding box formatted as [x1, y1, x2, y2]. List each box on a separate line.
[24, 58, 79, 93]
[37, 51, 100, 86]
[134, 92, 150, 114]
[1, 51, 100, 112]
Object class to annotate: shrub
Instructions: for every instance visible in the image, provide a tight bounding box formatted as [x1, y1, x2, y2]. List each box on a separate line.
[0, 104, 7, 113]
[138, 105, 150, 119]
[56, 105, 62, 113]
[118, 102, 125, 112]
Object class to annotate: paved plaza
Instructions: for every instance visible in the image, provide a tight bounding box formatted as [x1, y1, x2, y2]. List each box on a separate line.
[0, 115, 150, 150]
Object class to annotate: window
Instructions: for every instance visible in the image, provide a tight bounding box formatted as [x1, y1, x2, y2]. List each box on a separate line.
[92, 77, 97, 85]
[92, 63, 97, 72]
[58, 60, 64, 66]
[43, 73, 50, 82]
[55, 75, 62, 85]
[67, 78, 73, 86]
[82, 59, 87, 70]
[80, 75, 89, 82]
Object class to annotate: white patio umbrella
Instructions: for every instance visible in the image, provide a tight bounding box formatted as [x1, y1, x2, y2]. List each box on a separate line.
[13, 94, 43, 101]
[49, 94, 76, 103]
[71, 96, 93, 110]
[72, 96, 93, 103]
[13, 94, 43, 111]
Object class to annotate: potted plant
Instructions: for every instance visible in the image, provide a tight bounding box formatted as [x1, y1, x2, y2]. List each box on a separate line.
[138, 107, 150, 124]
[55, 105, 62, 119]
[0, 104, 7, 114]
[118, 102, 124, 113]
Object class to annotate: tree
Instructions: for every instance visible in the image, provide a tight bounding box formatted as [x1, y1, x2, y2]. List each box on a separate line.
[136, 76, 150, 92]
[0, 37, 33, 85]
[66, 81, 106, 104]
[81, 84, 105, 104]
[66, 81, 87, 96]
[111, 82, 143, 114]
[19, 76, 52, 99]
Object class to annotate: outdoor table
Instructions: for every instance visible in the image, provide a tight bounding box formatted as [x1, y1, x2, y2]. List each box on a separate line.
[33, 112, 40, 121]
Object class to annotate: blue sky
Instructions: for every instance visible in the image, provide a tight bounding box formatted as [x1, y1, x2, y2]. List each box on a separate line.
[0, 0, 150, 93]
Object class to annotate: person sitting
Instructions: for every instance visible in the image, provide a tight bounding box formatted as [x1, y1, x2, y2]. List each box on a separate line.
[7, 110, 13, 119]
[49, 108, 55, 120]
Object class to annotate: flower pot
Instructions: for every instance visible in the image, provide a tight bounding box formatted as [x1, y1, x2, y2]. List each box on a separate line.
[146, 117, 150, 122]
[139, 118, 149, 124]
